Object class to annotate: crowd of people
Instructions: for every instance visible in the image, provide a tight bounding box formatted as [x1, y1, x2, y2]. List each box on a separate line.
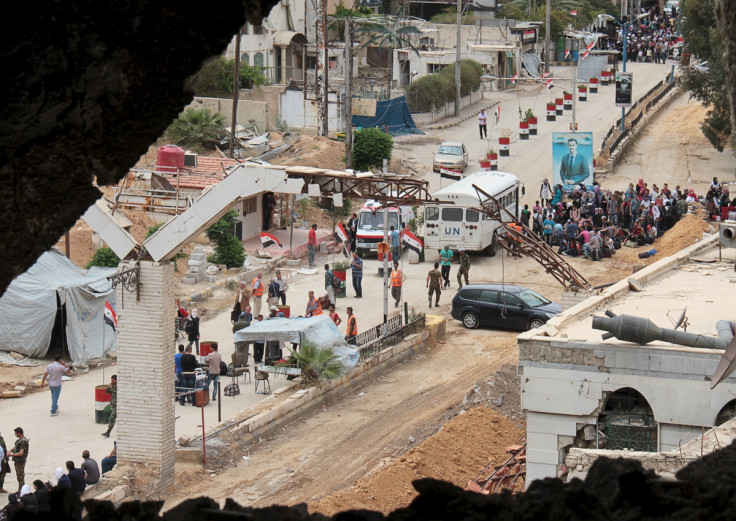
[1, 427, 116, 520]
[600, 4, 682, 64]
[516, 177, 726, 260]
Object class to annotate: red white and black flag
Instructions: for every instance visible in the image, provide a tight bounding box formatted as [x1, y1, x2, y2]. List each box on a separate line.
[440, 167, 462, 181]
[104, 301, 117, 331]
[510, 74, 518, 87]
[260, 232, 282, 248]
[334, 222, 349, 243]
[401, 229, 424, 254]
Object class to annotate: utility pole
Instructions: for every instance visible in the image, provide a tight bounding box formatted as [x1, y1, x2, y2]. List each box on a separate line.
[344, 18, 353, 168]
[316, 0, 329, 137]
[455, 0, 461, 116]
[230, 27, 243, 158]
[571, 38, 577, 133]
[545, 0, 551, 73]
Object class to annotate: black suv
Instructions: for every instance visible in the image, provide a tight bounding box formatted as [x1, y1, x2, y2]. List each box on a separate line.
[451, 284, 561, 330]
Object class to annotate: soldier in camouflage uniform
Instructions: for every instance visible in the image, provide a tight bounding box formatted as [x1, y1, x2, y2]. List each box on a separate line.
[457, 249, 470, 289]
[0, 430, 8, 493]
[8, 427, 28, 493]
[426, 262, 442, 308]
[102, 375, 117, 438]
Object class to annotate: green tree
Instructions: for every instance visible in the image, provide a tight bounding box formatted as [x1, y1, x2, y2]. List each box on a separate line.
[205, 210, 246, 268]
[405, 60, 483, 111]
[357, 10, 422, 95]
[353, 128, 394, 171]
[679, 0, 731, 152]
[290, 342, 343, 385]
[194, 56, 268, 96]
[164, 107, 225, 153]
[500, 0, 614, 40]
[429, 6, 475, 24]
[86, 247, 120, 269]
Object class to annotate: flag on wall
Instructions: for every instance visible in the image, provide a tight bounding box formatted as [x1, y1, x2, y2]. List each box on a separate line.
[260, 232, 282, 248]
[104, 301, 117, 331]
[401, 230, 424, 254]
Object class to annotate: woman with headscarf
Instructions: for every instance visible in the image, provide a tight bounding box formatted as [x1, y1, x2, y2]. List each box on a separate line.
[720, 189, 730, 222]
[33, 479, 50, 512]
[19, 484, 38, 514]
[2, 493, 23, 520]
[55, 467, 71, 489]
[186, 309, 200, 355]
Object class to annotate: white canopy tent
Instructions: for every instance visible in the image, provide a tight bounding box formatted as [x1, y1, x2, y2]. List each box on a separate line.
[0, 249, 118, 368]
[234, 316, 359, 370]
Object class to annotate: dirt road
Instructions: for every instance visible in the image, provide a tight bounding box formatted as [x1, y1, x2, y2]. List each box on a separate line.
[163, 323, 520, 510]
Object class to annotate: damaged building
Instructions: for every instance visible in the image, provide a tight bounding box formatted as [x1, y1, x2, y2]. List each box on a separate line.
[519, 229, 736, 484]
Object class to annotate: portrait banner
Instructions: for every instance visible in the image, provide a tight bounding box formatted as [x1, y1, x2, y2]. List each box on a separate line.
[552, 132, 594, 192]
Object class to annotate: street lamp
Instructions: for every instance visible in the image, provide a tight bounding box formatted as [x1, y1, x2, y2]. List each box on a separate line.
[597, 12, 649, 131]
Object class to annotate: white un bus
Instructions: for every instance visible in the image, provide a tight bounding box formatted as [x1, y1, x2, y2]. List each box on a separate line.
[424, 171, 522, 256]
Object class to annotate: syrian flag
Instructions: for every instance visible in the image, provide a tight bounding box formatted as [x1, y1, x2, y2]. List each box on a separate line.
[440, 167, 462, 181]
[495, 105, 501, 124]
[542, 71, 554, 89]
[334, 222, 349, 243]
[260, 232, 282, 248]
[564, 48, 570, 59]
[104, 301, 117, 331]
[510, 73, 518, 86]
[401, 229, 424, 255]
[570, 9, 577, 15]
[581, 40, 595, 60]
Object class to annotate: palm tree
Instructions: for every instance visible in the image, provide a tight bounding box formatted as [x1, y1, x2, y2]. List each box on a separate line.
[357, 10, 421, 97]
[165, 107, 225, 152]
[291, 342, 343, 385]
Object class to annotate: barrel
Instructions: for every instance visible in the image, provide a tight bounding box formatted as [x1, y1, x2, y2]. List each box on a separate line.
[277, 305, 291, 318]
[95, 385, 112, 424]
[200, 341, 216, 357]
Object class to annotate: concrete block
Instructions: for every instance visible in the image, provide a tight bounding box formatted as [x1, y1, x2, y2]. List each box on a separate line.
[2, 391, 21, 398]
[527, 448, 562, 465]
[649, 354, 661, 372]
[175, 448, 202, 463]
[188, 259, 202, 267]
[627, 278, 644, 292]
[692, 357, 706, 375]
[671, 356, 684, 373]
[626, 352, 638, 370]
[660, 355, 672, 373]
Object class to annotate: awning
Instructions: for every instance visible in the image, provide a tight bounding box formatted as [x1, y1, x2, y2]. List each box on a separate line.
[273, 31, 306, 47]
[468, 43, 517, 53]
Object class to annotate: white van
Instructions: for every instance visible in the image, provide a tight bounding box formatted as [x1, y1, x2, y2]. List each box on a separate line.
[424, 171, 522, 256]
[356, 200, 413, 256]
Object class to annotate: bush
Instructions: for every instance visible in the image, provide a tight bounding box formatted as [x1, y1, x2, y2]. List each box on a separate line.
[205, 210, 246, 268]
[406, 59, 483, 111]
[439, 59, 483, 96]
[164, 107, 225, 153]
[194, 56, 268, 97]
[86, 247, 120, 269]
[353, 128, 393, 171]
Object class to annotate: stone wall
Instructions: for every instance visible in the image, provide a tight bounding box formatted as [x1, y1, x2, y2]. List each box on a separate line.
[116, 260, 176, 492]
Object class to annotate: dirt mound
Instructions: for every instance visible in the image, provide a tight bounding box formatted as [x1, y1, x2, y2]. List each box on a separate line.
[310, 407, 524, 516]
[275, 136, 346, 171]
[459, 364, 524, 428]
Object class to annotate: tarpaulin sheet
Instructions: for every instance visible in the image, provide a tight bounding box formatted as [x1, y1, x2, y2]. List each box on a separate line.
[522, 52, 541, 78]
[352, 96, 425, 136]
[234, 315, 359, 370]
[0, 249, 117, 368]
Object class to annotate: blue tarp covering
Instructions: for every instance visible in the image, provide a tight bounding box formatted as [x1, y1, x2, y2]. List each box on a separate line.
[352, 96, 424, 136]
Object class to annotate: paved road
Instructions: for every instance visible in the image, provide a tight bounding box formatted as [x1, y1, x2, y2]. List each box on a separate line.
[394, 62, 674, 203]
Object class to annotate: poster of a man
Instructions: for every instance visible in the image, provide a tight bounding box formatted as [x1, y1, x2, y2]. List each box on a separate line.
[552, 132, 594, 190]
[615, 72, 633, 107]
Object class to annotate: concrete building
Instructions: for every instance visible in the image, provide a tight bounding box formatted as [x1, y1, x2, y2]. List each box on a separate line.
[519, 234, 736, 484]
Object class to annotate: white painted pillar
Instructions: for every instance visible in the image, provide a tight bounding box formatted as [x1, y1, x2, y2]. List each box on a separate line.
[116, 260, 176, 492]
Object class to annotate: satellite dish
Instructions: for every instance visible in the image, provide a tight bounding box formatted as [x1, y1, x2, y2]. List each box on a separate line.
[711, 333, 736, 389]
[673, 307, 688, 330]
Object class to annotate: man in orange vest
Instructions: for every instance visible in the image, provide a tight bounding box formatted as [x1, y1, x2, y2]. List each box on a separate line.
[391, 261, 403, 309]
[345, 307, 357, 344]
[306, 290, 322, 317]
[251, 272, 264, 317]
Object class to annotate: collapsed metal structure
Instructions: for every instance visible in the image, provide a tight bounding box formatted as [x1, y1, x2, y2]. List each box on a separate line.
[467, 435, 527, 494]
[472, 184, 592, 290]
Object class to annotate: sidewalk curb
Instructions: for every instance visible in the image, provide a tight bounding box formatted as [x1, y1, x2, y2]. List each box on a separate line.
[423, 102, 498, 131]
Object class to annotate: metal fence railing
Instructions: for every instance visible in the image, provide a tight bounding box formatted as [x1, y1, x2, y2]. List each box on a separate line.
[356, 314, 426, 360]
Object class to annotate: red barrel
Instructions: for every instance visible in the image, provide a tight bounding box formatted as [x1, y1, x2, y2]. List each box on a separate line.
[277, 305, 291, 318]
[95, 385, 112, 424]
[156, 145, 185, 173]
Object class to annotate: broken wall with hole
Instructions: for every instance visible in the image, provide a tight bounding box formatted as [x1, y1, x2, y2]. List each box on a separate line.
[519, 337, 736, 483]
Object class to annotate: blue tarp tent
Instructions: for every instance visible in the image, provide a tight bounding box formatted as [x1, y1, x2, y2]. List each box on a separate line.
[352, 96, 424, 136]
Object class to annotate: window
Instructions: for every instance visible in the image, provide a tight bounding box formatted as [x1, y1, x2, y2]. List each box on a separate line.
[466, 209, 480, 222]
[241, 53, 249, 66]
[254, 24, 265, 35]
[442, 208, 463, 222]
[243, 196, 257, 215]
[500, 292, 522, 307]
[425, 207, 440, 221]
[460, 288, 481, 300]
[437, 145, 463, 156]
[427, 63, 443, 74]
[479, 290, 499, 303]
[254, 52, 264, 67]
[358, 211, 399, 229]
[517, 289, 551, 307]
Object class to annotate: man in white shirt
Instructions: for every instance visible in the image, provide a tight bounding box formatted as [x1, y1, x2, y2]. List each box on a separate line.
[41, 354, 70, 416]
[478, 110, 488, 139]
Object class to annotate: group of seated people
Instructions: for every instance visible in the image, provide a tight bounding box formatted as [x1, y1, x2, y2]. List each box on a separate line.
[2, 447, 116, 520]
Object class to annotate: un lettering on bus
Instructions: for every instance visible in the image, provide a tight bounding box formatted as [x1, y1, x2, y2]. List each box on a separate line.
[444, 227, 461, 235]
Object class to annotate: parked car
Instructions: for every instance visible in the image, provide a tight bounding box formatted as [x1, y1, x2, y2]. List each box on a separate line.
[432, 142, 468, 173]
[451, 284, 561, 330]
